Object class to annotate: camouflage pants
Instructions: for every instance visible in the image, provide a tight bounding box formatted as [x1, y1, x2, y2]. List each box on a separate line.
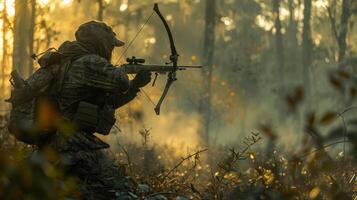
[68, 150, 129, 199]
[49, 131, 135, 200]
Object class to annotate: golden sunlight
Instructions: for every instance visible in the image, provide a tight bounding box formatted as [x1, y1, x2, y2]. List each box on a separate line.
[314, 0, 329, 8]
[0, 0, 15, 56]
[0, 1, 356, 199]
[38, 0, 50, 7]
[0, 0, 15, 17]
[60, 0, 73, 7]
[120, 0, 128, 12]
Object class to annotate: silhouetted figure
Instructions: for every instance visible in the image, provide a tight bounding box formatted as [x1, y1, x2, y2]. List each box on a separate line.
[7, 21, 151, 199]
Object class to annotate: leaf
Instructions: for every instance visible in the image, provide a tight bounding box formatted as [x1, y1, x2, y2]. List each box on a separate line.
[307, 112, 316, 128]
[285, 86, 304, 111]
[350, 87, 357, 99]
[309, 186, 321, 199]
[336, 70, 351, 79]
[259, 125, 276, 140]
[329, 74, 344, 91]
[320, 112, 338, 125]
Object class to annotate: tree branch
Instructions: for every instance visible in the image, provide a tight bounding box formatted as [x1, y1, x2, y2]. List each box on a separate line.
[160, 149, 208, 180]
[326, 5, 339, 41]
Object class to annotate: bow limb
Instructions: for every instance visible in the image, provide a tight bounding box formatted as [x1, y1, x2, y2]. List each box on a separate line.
[153, 3, 179, 65]
[154, 73, 175, 115]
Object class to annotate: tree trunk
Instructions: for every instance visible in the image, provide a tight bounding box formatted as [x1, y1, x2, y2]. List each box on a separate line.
[287, 0, 299, 84]
[337, 0, 351, 62]
[28, 0, 36, 73]
[124, 0, 131, 41]
[199, 0, 216, 146]
[13, 0, 31, 78]
[302, 0, 312, 106]
[288, 0, 298, 55]
[97, 0, 104, 21]
[2, 0, 8, 93]
[124, 0, 134, 136]
[273, 0, 284, 79]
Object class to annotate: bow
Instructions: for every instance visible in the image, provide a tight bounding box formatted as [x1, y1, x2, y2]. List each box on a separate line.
[152, 3, 178, 115]
[119, 3, 198, 115]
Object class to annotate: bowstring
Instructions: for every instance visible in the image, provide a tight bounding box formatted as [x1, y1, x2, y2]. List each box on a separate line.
[137, 83, 156, 106]
[115, 11, 155, 65]
[115, 10, 156, 107]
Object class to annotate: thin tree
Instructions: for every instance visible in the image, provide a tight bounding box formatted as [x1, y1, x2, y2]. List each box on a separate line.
[123, 0, 135, 136]
[302, 0, 312, 106]
[288, 0, 298, 48]
[337, 0, 351, 62]
[287, 0, 298, 59]
[327, 0, 352, 62]
[13, 0, 31, 77]
[199, 0, 216, 146]
[28, 0, 36, 73]
[2, 0, 8, 93]
[272, 0, 285, 80]
[97, 0, 104, 21]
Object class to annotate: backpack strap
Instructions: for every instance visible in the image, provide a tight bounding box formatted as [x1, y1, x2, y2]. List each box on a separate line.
[55, 58, 72, 96]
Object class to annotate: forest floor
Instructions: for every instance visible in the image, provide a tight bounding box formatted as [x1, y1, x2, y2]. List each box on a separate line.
[0, 116, 356, 200]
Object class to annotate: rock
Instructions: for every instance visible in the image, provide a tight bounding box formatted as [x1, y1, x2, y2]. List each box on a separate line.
[145, 194, 167, 200]
[115, 191, 138, 200]
[175, 196, 189, 200]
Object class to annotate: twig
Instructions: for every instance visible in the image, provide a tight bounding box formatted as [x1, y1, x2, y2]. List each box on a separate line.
[338, 106, 357, 159]
[121, 144, 133, 174]
[340, 106, 357, 115]
[212, 133, 261, 197]
[298, 140, 352, 159]
[338, 113, 347, 159]
[111, 125, 134, 174]
[161, 149, 208, 180]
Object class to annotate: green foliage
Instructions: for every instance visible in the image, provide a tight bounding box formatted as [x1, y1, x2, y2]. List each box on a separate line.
[0, 147, 77, 200]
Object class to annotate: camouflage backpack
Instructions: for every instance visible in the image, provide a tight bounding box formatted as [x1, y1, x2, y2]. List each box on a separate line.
[7, 50, 70, 145]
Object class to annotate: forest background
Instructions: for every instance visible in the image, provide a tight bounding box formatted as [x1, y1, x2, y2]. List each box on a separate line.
[0, 0, 357, 199]
[2, 0, 356, 153]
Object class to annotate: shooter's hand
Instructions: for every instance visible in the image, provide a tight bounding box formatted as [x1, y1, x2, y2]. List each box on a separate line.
[131, 70, 152, 88]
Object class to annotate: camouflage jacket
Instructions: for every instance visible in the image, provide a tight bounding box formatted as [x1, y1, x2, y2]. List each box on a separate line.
[8, 53, 139, 147]
[58, 54, 136, 119]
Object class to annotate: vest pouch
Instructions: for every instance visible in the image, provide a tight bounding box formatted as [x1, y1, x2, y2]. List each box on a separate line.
[73, 101, 98, 133]
[8, 98, 57, 145]
[96, 105, 115, 135]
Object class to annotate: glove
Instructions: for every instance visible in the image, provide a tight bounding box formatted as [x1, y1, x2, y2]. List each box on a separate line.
[131, 70, 151, 88]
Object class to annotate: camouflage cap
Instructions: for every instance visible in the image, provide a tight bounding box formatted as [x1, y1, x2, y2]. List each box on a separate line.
[75, 21, 125, 47]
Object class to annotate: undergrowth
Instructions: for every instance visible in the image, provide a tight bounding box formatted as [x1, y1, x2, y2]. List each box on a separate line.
[1, 67, 357, 199]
